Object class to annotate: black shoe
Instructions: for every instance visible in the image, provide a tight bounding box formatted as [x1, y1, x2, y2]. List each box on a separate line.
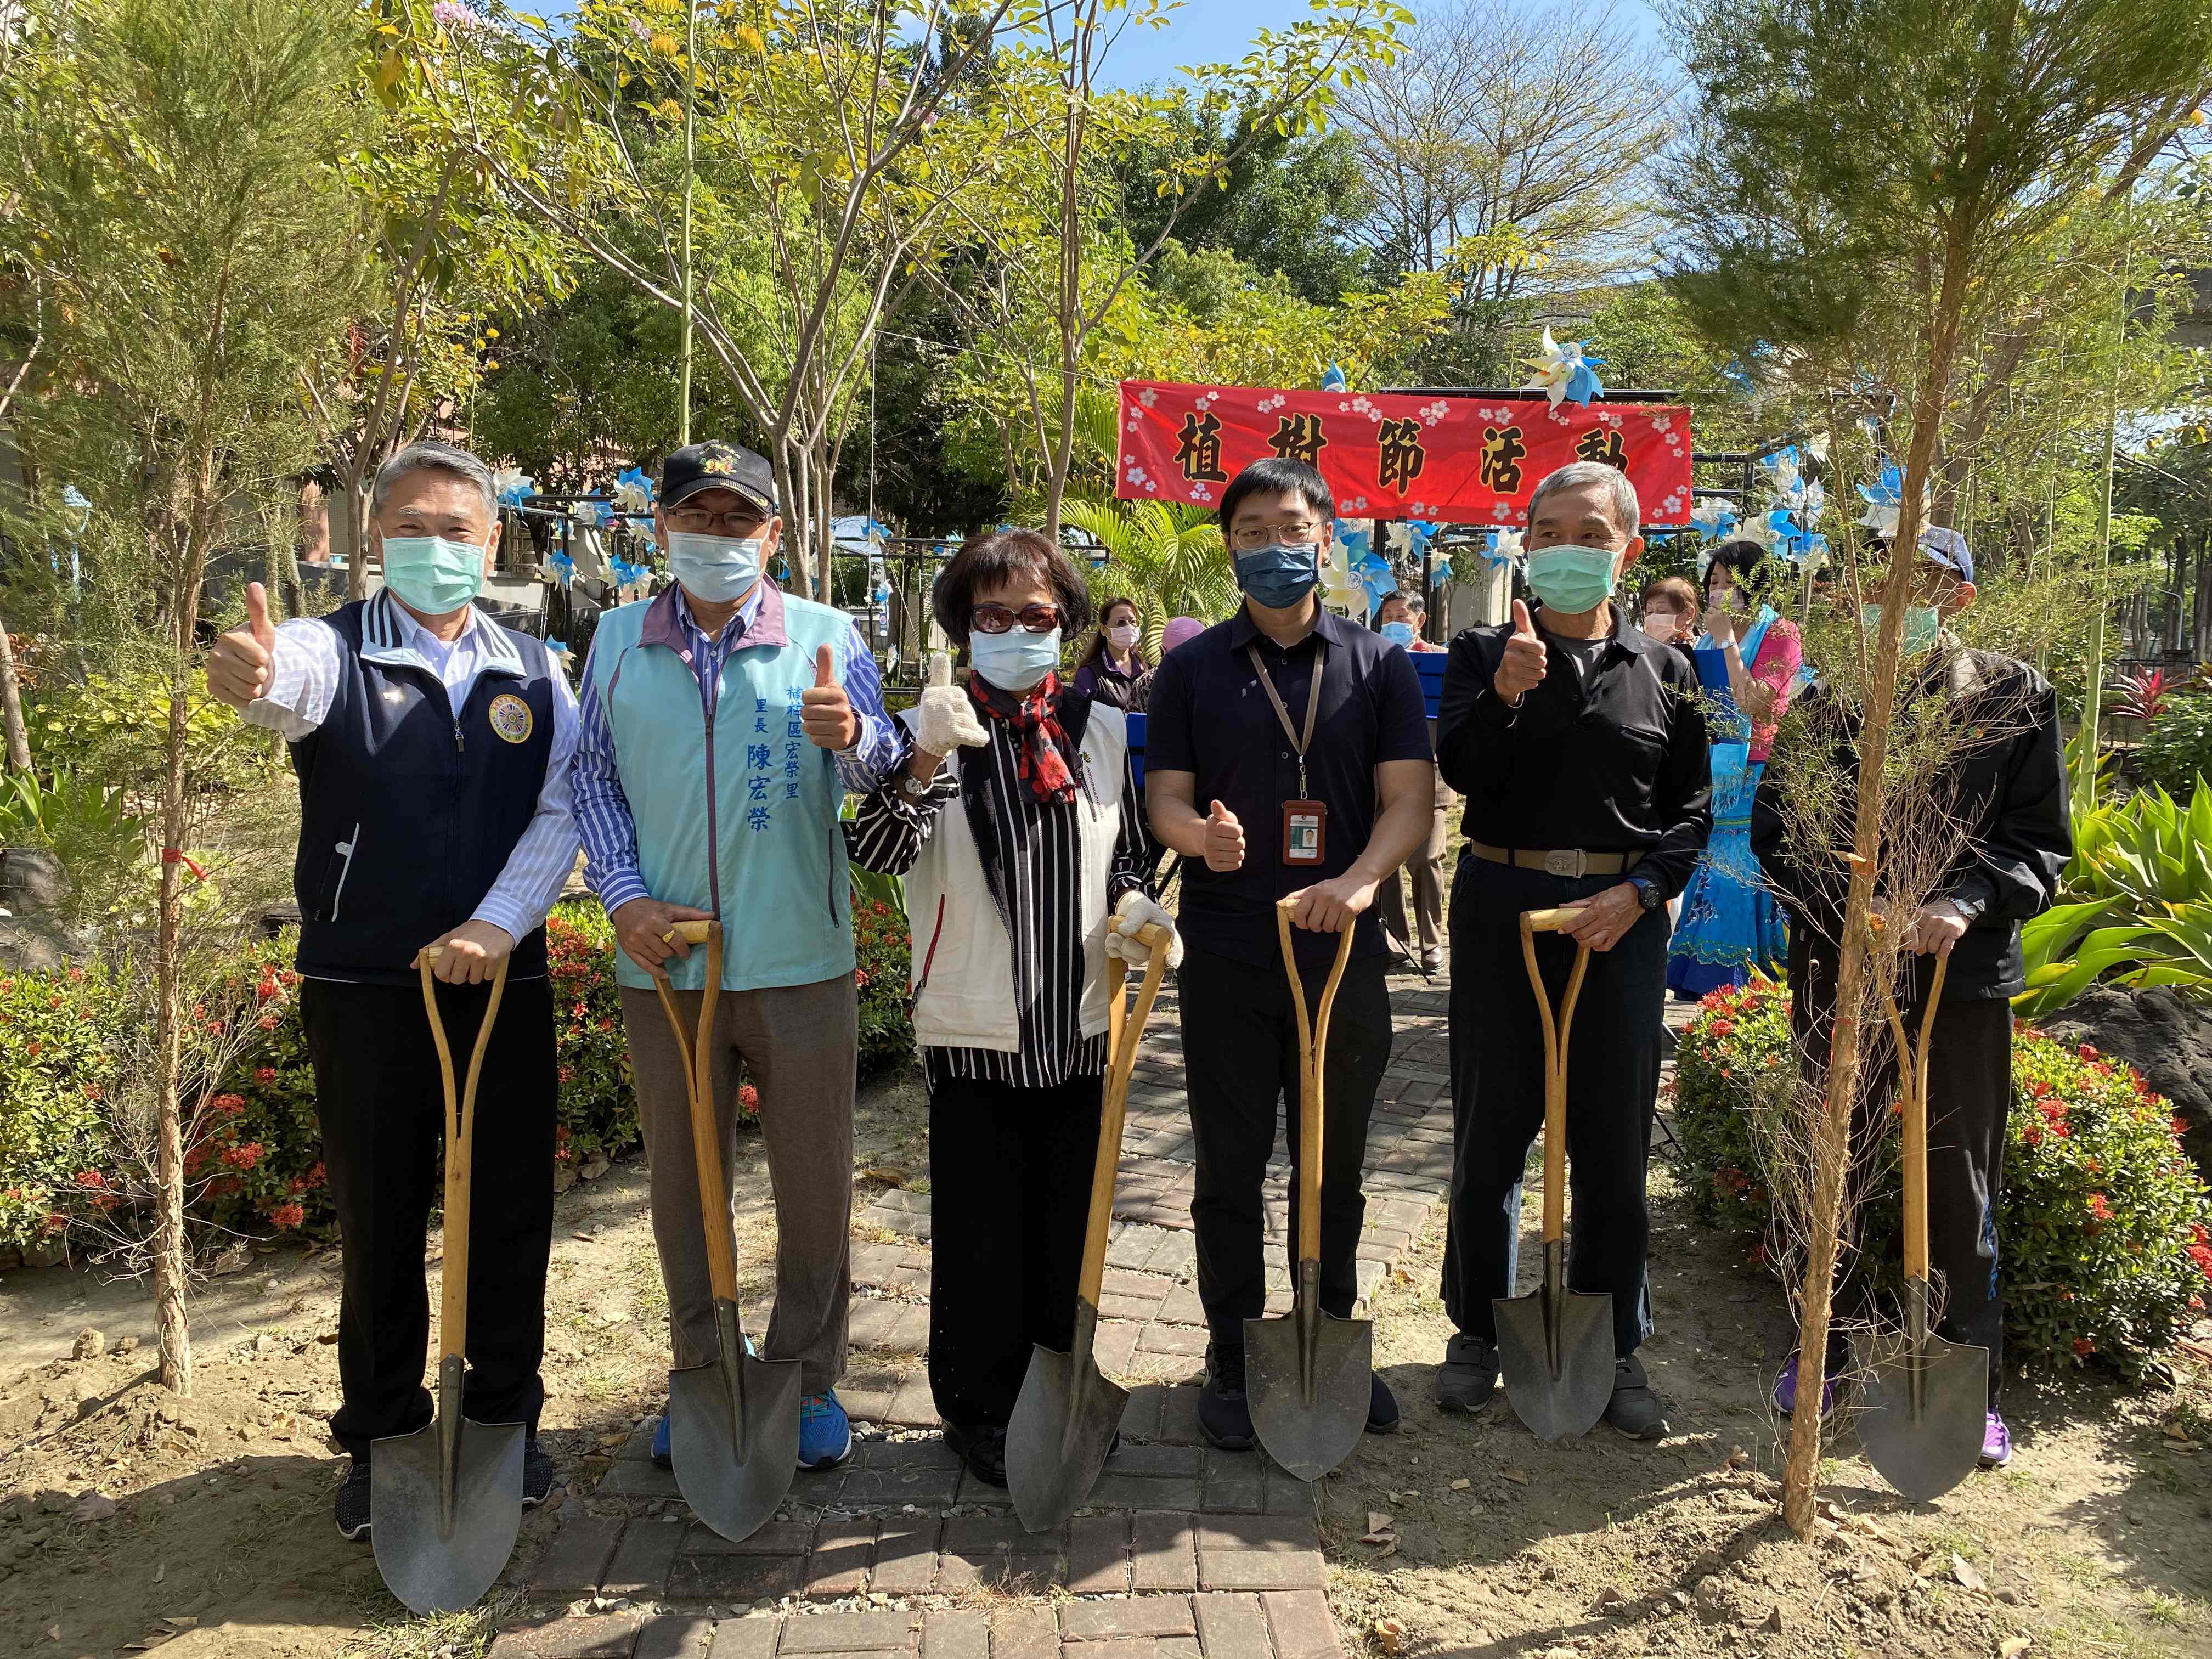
[1436, 1333, 1499, 1413]
[943, 1422, 1008, 1488]
[1367, 1371, 1401, 1434]
[1199, 1341, 1255, 1452]
[522, 1436, 561, 1507]
[334, 1458, 371, 1541]
[1603, 1354, 1669, 1441]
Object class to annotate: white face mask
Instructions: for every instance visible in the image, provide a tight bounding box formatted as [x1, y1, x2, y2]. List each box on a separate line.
[666, 531, 766, 603]
[1107, 622, 1141, 653]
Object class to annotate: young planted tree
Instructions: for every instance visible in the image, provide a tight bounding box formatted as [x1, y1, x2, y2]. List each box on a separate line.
[1665, 0, 2212, 1533]
[0, 0, 369, 1391]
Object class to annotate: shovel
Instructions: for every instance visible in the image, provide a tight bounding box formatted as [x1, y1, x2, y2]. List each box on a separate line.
[1494, 906, 1615, 1442]
[371, 949, 525, 1615]
[1856, 954, 1985, 1503]
[1245, 897, 1369, 1483]
[654, 918, 803, 1542]
[1006, 922, 1175, 1532]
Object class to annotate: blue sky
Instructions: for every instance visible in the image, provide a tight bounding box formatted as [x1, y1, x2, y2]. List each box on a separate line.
[1097, 0, 1668, 89]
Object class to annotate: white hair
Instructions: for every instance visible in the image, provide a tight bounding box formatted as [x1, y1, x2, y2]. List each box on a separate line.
[1527, 460, 1640, 542]
[372, 441, 496, 519]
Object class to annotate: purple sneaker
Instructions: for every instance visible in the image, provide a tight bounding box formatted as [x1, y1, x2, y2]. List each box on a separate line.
[1978, 1412, 2012, 1469]
[1771, 1350, 1838, 1419]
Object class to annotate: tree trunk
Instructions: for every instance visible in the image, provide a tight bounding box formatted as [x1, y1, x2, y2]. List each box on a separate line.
[1780, 235, 1971, 1539]
[151, 643, 196, 1396]
[0, 604, 30, 774]
[335, 467, 371, 602]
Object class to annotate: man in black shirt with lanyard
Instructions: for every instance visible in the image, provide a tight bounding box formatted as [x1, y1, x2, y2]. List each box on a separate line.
[1434, 460, 1712, 1440]
[1145, 458, 1437, 1452]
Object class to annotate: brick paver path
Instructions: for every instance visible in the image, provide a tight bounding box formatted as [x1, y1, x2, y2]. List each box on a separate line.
[489, 964, 1692, 1658]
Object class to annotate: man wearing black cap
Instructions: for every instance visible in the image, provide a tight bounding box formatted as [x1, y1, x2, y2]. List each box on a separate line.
[1752, 527, 2069, 1471]
[572, 440, 899, 1471]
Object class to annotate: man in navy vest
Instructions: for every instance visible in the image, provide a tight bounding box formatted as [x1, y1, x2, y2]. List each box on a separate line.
[206, 440, 580, 1541]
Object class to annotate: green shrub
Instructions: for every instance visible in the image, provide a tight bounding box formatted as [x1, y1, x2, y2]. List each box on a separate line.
[2138, 691, 2212, 801]
[0, 964, 125, 1250]
[852, 891, 915, 1079]
[546, 901, 641, 1166]
[1673, 981, 2212, 1374]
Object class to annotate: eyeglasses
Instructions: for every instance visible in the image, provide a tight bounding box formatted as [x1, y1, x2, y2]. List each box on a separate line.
[970, 603, 1062, 635]
[668, 505, 771, 536]
[1229, 521, 1327, 551]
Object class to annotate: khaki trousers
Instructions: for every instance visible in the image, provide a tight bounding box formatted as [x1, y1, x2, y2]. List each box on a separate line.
[619, 974, 855, 1394]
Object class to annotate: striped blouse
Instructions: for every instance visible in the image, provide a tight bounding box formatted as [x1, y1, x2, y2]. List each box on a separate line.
[848, 712, 1159, 1090]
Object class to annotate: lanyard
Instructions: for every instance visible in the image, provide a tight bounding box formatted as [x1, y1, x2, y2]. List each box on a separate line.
[1246, 641, 1325, 799]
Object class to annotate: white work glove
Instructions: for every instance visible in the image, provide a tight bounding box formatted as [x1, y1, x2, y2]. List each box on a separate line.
[1107, 889, 1183, 970]
[916, 650, 989, 757]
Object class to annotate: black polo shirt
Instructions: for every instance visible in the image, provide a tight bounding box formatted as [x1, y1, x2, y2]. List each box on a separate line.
[1434, 604, 1713, 899]
[1144, 604, 1432, 968]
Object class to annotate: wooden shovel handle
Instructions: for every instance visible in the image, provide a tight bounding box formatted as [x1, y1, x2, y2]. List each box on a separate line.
[655, 924, 738, 1303]
[1077, 926, 1174, 1307]
[1878, 953, 1949, 1283]
[1519, 910, 1590, 1249]
[1276, 899, 1357, 1265]
[419, 951, 509, 1367]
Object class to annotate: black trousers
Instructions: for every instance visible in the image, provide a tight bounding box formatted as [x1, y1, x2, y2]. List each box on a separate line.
[302, 977, 557, 1459]
[1442, 855, 1667, 1357]
[924, 1060, 1103, 1431]
[1178, 945, 1393, 1352]
[1791, 950, 2011, 1406]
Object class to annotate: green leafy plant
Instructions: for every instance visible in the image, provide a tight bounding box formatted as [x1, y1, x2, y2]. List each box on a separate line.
[1673, 984, 2212, 1375]
[2017, 779, 2212, 1016]
[2137, 691, 2212, 801]
[1060, 495, 1237, 650]
[851, 894, 913, 1080]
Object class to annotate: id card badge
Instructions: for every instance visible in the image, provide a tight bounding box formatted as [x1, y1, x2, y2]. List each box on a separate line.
[1281, 799, 1327, 865]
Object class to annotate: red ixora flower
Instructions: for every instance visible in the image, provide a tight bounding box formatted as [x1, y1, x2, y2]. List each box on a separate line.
[211, 1093, 247, 1116]
[74, 1169, 106, 1189]
[739, 1084, 760, 1111]
[255, 1067, 276, 1086]
[2087, 1193, 2112, 1221]
[268, 1202, 306, 1229]
[67, 967, 84, 983]
[2073, 1336, 2096, 1358]
[220, 1141, 264, 1171]
[1708, 1017, 1735, 1037]
[83, 1082, 103, 1102]
[2078, 1043, 2100, 1062]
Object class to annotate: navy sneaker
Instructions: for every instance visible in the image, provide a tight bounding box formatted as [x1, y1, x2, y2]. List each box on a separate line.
[334, 1458, 371, 1541]
[522, 1436, 561, 1506]
[1199, 1342, 1255, 1452]
[651, 1414, 672, 1469]
[1367, 1372, 1401, 1434]
[799, 1391, 853, 1469]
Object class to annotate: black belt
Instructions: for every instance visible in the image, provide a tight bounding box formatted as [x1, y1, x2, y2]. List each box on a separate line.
[1466, 840, 1645, 878]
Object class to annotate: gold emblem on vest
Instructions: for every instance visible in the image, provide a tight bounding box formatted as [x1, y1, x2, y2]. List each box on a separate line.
[488, 692, 534, 744]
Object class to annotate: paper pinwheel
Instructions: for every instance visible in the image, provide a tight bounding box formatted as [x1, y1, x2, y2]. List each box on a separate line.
[1688, 497, 1739, 540]
[1858, 461, 1906, 537]
[613, 466, 654, 513]
[547, 549, 575, 587]
[493, 469, 535, 508]
[1482, 527, 1525, 571]
[1521, 328, 1605, 408]
[1320, 363, 1348, 393]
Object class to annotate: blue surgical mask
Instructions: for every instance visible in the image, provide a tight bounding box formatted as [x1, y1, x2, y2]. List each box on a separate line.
[1523, 545, 1620, 615]
[970, 626, 1062, 692]
[667, 531, 765, 604]
[1861, 603, 1943, 655]
[1380, 621, 1415, 646]
[1235, 543, 1321, 611]
[380, 534, 486, 614]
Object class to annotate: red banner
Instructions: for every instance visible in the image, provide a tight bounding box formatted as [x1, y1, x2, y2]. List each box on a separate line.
[1115, 380, 1694, 527]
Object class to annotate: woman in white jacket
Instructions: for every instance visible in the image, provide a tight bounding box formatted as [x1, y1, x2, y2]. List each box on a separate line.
[848, 529, 1176, 1487]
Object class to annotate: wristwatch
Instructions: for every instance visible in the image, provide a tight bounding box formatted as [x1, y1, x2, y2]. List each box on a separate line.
[900, 767, 939, 800]
[1627, 874, 1661, 911]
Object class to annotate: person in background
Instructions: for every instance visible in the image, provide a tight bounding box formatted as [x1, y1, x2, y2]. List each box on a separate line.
[1636, 575, 1700, 650]
[1132, 615, 1206, 711]
[1072, 595, 1150, 709]
[1751, 528, 2069, 1469]
[849, 529, 1169, 1486]
[204, 439, 577, 1539]
[572, 438, 900, 1475]
[1664, 540, 1803, 998]
[1374, 589, 1451, 974]
[1432, 461, 1711, 1439]
[1143, 456, 1436, 1451]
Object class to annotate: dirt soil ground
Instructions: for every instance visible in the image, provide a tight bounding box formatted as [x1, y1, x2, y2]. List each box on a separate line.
[5, 1059, 2212, 1659]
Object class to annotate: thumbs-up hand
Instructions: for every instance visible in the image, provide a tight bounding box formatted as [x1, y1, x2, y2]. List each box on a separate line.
[206, 581, 279, 710]
[1494, 599, 1548, 706]
[1203, 799, 1245, 872]
[915, 648, 989, 760]
[800, 640, 860, 751]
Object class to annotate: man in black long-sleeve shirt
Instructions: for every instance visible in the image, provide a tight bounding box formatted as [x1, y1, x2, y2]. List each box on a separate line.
[1750, 531, 2069, 1469]
[1434, 461, 1712, 1439]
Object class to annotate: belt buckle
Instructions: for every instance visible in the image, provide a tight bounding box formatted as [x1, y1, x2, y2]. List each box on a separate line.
[1542, 848, 1584, 879]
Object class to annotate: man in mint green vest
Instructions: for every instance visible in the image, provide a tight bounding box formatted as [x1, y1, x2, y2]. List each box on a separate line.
[573, 440, 899, 1470]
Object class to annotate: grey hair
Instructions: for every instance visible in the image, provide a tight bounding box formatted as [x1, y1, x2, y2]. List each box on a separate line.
[1527, 460, 1640, 542]
[372, 440, 497, 519]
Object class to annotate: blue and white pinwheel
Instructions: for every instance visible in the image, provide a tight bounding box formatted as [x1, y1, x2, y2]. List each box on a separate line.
[493, 469, 534, 509]
[1319, 363, 1348, 393]
[547, 549, 575, 587]
[1522, 328, 1605, 408]
[1688, 496, 1739, 541]
[1858, 461, 1905, 537]
[1483, 527, 1525, 571]
[613, 467, 654, 514]
[573, 501, 611, 531]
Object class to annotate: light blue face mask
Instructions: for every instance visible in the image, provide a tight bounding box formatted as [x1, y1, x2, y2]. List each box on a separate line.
[970, 625, 1062, 692]
[1861, 603, 1943, 654]
[1380, 621, 1415, 646]
[1234, 543, 1322, 610]
[380, 534, 487, 614]
[1523, 544, 1621, 615]
[666, 531, 766, 604]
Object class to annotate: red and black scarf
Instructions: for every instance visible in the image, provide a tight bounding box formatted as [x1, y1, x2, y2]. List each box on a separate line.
[969, 672, 1077, 805]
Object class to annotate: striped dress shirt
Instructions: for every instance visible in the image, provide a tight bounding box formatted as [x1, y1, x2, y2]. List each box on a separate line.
[241, 589, 583, 946]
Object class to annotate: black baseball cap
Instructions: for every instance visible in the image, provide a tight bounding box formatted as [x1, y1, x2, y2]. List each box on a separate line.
[661, 441, 777, 512]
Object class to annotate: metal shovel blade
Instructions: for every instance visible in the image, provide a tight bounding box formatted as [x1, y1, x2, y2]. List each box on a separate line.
[1494, 1242, 1614, 1442]
[370, 1358, 524, 1615]
[1244, 1263, 1373, 1482]
[1007, 1301, 1128, 1533]
[669, 1299, 803, 1542]
[1852, 1298, 1988, 1504]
